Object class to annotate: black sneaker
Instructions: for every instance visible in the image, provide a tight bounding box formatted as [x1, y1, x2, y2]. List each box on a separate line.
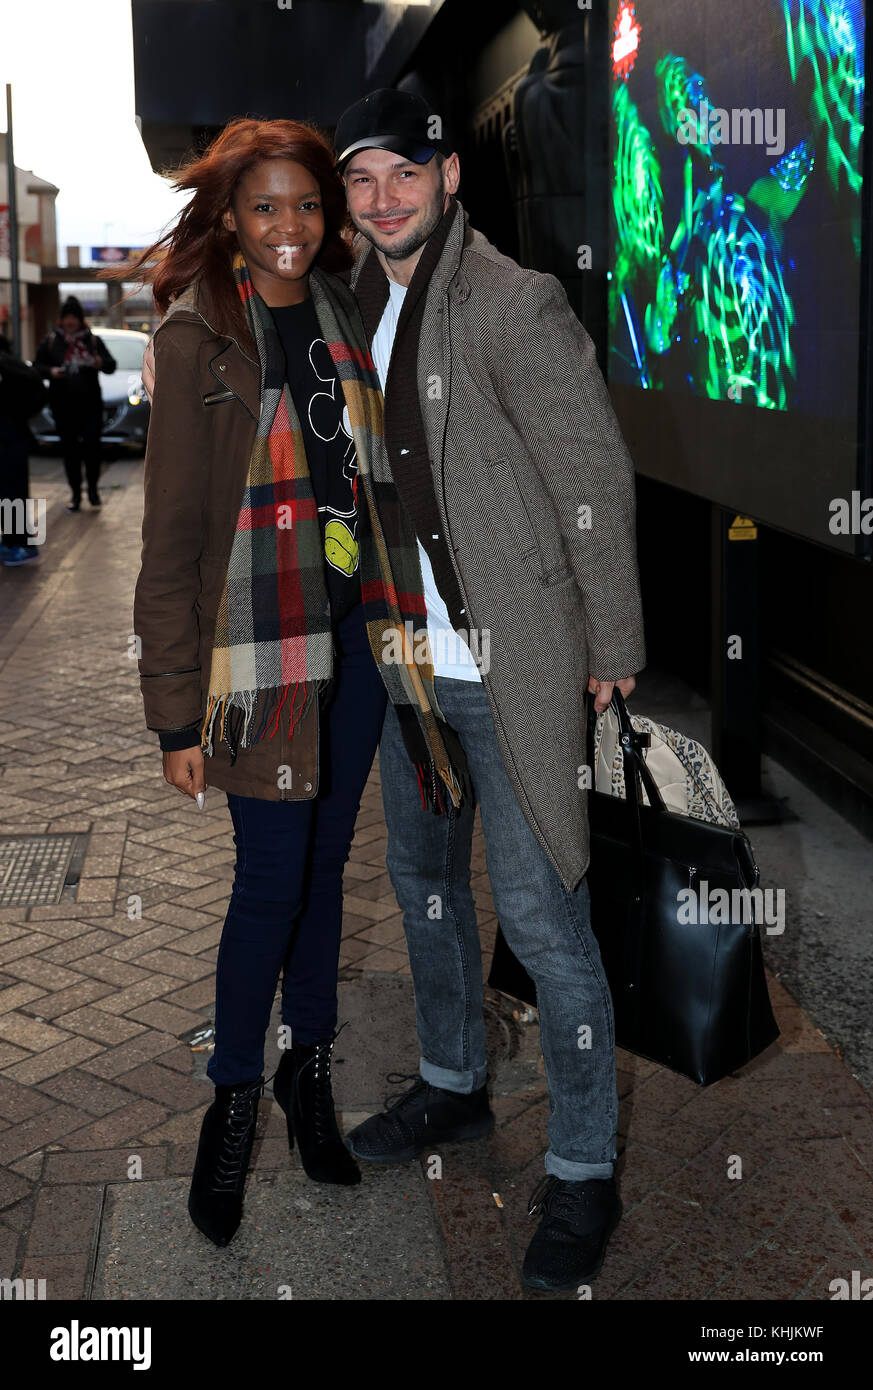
[522, 1175, 621, 1291]
[345, 1072, 494, 1162]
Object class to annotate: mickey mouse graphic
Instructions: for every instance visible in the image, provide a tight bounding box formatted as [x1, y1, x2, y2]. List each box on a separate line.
[308, 337, 359, 577]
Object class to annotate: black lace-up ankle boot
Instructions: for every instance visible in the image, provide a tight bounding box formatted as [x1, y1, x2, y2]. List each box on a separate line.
[188, 1076, 263, 1247]
[272, 1037, 360, 1186]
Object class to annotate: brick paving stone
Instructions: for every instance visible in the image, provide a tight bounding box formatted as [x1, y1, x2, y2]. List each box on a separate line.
[35, 1070, 135, 1117]
[138, 1105, 209, 1145]
[166, 1142, 198, 1175]
[0, 1193, 36, 1232]
[0, 1169, 32, 1211]
[43, 1146, 168, 1184]
[340, 895, 399, 923]
[119, 1062, 208, 1111]
[8, 1151, 45, 1181]
[39, 930, 122, 963]
[0, 1104, 92, 1166]
[358, 947, 409, 972]
[91, 975, 179, 1016]
[134, 949, 213, 981]
[16, 1253, 91, 1300]
[620, 1102, 724, 1157]
[618, 1242, 735, 1301]
[0, 983, 48, 1016]
[20, 979, 115, 1020]
[709, 1234, 827, 1300]
[0, 1043, 30, 1070]
[162, 978, 215, 1012]
[0, 1013, 74, 1052]
[73, 952, 152, 983]
[0, 1222, 20, 1272]
[127, 1000, 207, 1034]
[79, 1031, 179, 1079]
[61, 1099, 169, 1151]
[0, 1076, 54, 1122]
[76, 879, 118, 903]
[145, 904, 221, 933]
[4, 959, 88, 991]
[155, 1045, 195, 1074]
[0, 934, 58, 967]
[352, 920, 407, 947]
[27, 903, 113, 923]
[827, 1103, 873, 1175]
[166, 924, 223, 956]
[421, 1173, 524, 1300]
[0, 1035, 105, 1086]
[52, 1006, 145, 1046]
[27, 1184, 103, 1257]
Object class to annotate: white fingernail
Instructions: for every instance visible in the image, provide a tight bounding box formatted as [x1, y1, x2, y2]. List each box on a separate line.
[196, 792, 205, 810]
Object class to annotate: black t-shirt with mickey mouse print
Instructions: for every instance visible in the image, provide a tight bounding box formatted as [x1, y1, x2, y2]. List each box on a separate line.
[269, 295, 360, 626]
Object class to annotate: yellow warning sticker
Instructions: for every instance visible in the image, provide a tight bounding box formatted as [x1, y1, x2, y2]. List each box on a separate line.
[728, 514, 758, 541]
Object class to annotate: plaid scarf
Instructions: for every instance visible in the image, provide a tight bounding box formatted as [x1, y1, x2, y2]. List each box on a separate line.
[201, 254, 468, 814]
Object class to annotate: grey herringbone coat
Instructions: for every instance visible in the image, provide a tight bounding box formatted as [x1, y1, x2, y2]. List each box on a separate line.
[351, 203, 646, 891]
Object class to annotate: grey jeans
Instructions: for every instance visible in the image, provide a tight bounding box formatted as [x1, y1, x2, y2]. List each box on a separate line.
[379, 676, 618, 1180]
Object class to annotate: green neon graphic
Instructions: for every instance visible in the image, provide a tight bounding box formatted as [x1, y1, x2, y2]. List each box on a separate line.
[610, 3, 865, 410]
[783, 0, 864, 196]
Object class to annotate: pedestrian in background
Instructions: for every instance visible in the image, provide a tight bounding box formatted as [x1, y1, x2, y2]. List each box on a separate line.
[0, 333, 47, 566]
[34, 296, 116, 511]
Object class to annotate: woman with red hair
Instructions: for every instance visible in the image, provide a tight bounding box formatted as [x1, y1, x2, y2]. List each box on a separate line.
[131, 118, 393, 1247]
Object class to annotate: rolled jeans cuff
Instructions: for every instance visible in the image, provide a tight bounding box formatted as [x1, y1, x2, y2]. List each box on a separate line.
[420, 1056, 487, 1094]
[545, 1150, 615, 1182]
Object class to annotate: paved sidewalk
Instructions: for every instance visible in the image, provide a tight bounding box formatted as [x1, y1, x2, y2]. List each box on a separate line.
[0, 458, 871, 1300]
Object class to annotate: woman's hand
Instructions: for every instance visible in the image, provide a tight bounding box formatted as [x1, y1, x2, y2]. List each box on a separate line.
[142, 337, 156, 401]
[162, 745, 207, 805]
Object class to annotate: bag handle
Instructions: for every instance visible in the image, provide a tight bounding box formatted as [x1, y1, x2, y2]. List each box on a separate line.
[586, 688, 667, 815]
[586, 688, 649, 1030]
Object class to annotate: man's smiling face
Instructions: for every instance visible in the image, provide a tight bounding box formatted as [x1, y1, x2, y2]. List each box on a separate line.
[342, 146, 460, 263]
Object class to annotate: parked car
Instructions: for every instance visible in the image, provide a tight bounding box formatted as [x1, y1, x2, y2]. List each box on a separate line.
[30, 328, 150, 453]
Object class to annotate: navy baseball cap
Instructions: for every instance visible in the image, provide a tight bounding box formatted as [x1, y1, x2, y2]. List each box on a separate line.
[335, 89, 451, 173]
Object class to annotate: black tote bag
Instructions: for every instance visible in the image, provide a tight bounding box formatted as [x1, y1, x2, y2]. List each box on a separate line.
[488, 692, 779, 1085]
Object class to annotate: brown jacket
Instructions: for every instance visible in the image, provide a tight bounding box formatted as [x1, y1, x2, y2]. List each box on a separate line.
[134, 276, 326, 801]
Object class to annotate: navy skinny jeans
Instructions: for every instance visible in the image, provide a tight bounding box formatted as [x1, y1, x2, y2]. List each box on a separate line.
[207, 601, 387, 1086]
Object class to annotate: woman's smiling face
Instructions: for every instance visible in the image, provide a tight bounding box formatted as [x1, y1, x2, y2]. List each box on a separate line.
[222, 158, 325, 303]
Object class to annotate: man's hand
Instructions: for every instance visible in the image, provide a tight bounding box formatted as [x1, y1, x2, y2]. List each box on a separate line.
[162, 745, 206, 803]
[49, 366, 65, 379]
[142, 336, 156, 401]
[588, 675, 636, 714]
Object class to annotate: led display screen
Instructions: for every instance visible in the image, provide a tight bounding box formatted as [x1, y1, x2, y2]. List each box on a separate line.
[607, 0, 867, 551]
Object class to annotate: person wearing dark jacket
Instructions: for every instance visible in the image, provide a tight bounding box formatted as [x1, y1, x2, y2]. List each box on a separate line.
[130, 117, 403, 1250]
[34, 296, 116, 511]
[0, 334, 47, 566]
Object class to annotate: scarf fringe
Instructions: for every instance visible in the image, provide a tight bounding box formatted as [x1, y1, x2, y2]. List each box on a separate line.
[202, 681, 327, 766]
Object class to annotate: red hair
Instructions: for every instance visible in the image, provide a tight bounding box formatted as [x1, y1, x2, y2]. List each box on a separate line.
[119, 119, 351, 339]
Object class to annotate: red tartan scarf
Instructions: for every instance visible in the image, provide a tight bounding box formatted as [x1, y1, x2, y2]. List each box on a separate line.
[201, 254, 468, 814]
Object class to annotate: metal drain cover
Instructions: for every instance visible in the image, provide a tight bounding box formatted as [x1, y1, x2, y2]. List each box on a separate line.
[0, 834, 88, 907]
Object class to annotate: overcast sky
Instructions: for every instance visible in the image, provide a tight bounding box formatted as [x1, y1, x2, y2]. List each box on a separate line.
[1, 0, 188, 260]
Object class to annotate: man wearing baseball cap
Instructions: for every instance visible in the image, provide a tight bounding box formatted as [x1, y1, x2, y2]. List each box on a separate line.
[336, 89, 646, 1292]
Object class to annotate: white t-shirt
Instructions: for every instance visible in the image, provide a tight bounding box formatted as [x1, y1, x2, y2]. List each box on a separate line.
[371, 277, 482, 683]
